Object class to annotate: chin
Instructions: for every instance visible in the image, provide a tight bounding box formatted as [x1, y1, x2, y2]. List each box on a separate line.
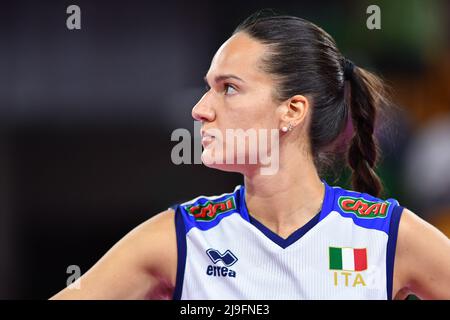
[200, 152, 259, 175]
[201, 154, 237, 172]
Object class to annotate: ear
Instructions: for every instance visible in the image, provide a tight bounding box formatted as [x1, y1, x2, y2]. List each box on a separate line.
[279, 95, 309, 127]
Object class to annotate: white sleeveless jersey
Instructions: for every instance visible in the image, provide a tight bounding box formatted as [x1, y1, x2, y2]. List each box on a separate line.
[170, 179, 403, 300]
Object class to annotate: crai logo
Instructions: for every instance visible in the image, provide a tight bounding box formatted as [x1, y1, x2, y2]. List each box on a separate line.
[338, 196, 390, 218]
[186, 195, 236, 221]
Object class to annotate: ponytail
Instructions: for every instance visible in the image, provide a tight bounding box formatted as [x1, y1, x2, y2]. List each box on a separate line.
[345, 61, 387, 197]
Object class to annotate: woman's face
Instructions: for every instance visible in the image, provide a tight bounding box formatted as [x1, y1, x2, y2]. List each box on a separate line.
[192, 32, 283, 175]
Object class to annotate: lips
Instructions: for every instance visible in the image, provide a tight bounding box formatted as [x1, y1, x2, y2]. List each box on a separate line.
[201, 128, 213, 135]
[201, 134, 215, 147]
[201, 129, 216, 147]
[200, 129, 216, 138]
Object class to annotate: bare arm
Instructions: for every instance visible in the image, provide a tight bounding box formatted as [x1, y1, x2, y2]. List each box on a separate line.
[49, 209, 177, 300]
[394, 208, 450, 299]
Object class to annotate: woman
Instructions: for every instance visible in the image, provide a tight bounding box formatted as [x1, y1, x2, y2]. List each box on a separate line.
[51, 11, 450, 300]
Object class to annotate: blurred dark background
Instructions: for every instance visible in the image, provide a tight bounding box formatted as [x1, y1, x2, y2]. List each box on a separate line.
[0, 0, 449, 299]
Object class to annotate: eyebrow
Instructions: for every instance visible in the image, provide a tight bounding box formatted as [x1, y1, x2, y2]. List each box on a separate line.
[203, 74, 246, 85]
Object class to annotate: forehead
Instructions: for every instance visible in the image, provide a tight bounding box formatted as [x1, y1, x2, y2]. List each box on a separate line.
[206, 32, 269, 82]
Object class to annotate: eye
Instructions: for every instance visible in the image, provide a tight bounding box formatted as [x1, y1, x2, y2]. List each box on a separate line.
[224, 84, 238, 95]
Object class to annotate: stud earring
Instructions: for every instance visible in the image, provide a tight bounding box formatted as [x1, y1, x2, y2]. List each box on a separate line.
[281, 123, 293, 132]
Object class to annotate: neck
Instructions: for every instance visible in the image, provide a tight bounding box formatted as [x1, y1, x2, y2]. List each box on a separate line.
[243, 149, 325, 239]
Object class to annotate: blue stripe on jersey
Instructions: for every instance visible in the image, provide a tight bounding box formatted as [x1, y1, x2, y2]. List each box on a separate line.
[386, 205, 404, 300]
[248, 211, 321, 249]
[172, 205, 187, 300]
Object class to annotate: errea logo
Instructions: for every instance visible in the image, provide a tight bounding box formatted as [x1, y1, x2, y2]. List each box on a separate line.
[205, 249, 237, 278]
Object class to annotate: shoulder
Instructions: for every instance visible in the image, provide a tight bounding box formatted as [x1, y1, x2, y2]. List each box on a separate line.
[138, 208, 176, 235]
[123, 208, 178, 285]
[393, 207, 450, 299]
[395, 207, 448, 259]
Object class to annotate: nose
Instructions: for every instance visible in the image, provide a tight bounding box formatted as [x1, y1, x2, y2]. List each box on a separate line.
[191, 94, 215, 122]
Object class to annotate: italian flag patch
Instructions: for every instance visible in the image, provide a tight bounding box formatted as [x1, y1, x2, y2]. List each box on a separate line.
[329, 247, 367, 271]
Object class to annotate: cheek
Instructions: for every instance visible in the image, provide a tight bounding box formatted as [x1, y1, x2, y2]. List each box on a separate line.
[208, 93, 279, 161]
[224, 128, 279, 158]
[225, 96, 277, 130]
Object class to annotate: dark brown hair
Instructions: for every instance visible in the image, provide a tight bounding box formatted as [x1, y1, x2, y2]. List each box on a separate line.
[234, 10, 392, 197]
